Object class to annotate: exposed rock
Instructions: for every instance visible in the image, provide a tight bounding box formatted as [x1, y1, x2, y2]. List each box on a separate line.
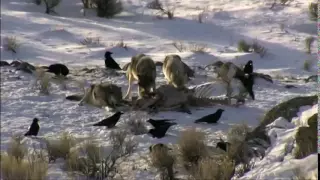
[305, 75, 317, 83]
[0, 60, 10, 66]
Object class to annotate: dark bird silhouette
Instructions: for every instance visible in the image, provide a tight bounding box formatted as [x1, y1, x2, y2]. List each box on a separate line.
[194, 109, 225, 124]
[243, 60, 253, 74]
[148, 123, 175, 139]
[216, 141, 231, 152]
[237, 73, 255, 100]
[45, 63, 69, 77]
[104, 51, 122, 70]
[92, 112, 124, 128]
[65, 94, 83, 101]
[24, 118, 40, 136]
[147, 119, 176, 128]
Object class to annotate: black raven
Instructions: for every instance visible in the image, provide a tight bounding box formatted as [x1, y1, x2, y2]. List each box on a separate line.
[92, 112, 124, 128]
[25, 118, 40, 136]
[147, 119, 176, 128]
[45, 63, 69, 77]
[148, 123, 174, 139]
[194, 109, 225, 124]
[104, 51, 122, 70]
[243, 60, 253, 75]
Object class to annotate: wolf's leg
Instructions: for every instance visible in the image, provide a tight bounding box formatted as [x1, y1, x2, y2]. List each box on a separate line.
[124, 74, 133, 100]
[79, 88, 89, 106]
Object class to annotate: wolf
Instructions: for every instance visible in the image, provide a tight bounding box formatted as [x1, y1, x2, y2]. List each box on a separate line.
[124, 54, 157, 99]
[79, 82, 124, 109]
[162, 54, 189, 90]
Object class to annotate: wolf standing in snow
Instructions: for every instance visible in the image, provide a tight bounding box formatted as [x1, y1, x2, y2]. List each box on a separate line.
[124, 54, 157, 99]
[162, 54, 189, 91]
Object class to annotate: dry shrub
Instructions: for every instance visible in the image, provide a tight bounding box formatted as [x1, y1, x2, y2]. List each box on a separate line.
[33, 0, 42, 5]
[191, 155, 235, 180]
[279, 0, 290, 5]
[251, 41, 267, 58]
[148, 0, 175, 19]
[303, 60, 312, 72]
[80, 36, 102, 46]
[115, 39, 128, 50]
[39, 72, 51, 95]
[172, 41, 188, 52]
[125, 117, 148, 135]
[305, 36, 315, 54]
[95, 0, 123, 18]
[177, 128, 207, 167]
[189, 43, 208, 53]
[3, 36, 20, 54]
[234, 160, 255, 178]
[44, 132, 76, 162]
[227, 124, 251, 165]
[66, 130, 137, 179]
[43, 0, 61, 14]
[308, 3, 318, 21]
[237, 40, 251, 52]
[1, 137, 48, 180]
[65, 139, 102, 178]
[197, 11, 206, 23]
[6, 136, 27, 162]
[147, 0, 163, 10]
[150, 147, 175, 180]
[81, 0, 95, 8]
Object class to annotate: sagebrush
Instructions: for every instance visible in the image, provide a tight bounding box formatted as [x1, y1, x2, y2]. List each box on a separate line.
[43, 0, 61, 14]
[3, 36, 19, 54]
[305, 36, 315, 54]
[308, 3, 318, 21]
[95, 0, 123, 18]
[150, 147, 175, 180]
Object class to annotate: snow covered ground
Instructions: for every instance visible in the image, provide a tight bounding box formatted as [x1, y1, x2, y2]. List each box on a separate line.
[0, 0, 318, 179]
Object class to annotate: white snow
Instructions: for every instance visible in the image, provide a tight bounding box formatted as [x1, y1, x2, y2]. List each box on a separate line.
[0, 0, 318, 179]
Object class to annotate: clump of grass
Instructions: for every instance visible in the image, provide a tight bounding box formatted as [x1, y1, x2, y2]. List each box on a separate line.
[234, 160, 255, 178]
[191, 156, 235, 180]
[65, 138, 102, 178]
[172, 41, 188, 52]
[95, 0, 123, 18]
[1, 137, 48, 180]
[305, 36, 315, 54]
[279, 0, 290, 5]
[115, 39, 128, 50]
[44, 132, 76, 162]
[189, 43, 208, 54]
[125, 118, 148, 135]
[6, 135, 27, 163]
[81, 0, 95, 9]
[303, 60, 312, 72]
[150, 146, 175, 180]
[3, 36, 20, 54]
[80, 36, 102, 46]
[251, 41, 267, 57]
[237, 40, 251, 53]
[148, 0, 175, 19]
[177, 128, 207, 168]
[197, 10, 206, 23]
[237, 39, 267, 57]
[33, 0, 42, 5]
[43, 0, 61, 14]
[146, 0, 163, 10]
[308, 3, 318, 21]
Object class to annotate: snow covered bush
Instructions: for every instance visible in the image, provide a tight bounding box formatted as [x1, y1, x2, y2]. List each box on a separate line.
[95, 0, 123, 18]
[1, 136, 48, 180]
[3, 36, 19, 54]
[308, 3, 318, 21]
[43, 0, 61, 14]
[177, 128, 207, 167]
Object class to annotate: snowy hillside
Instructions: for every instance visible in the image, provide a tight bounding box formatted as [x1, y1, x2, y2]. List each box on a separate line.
[0, 0, 318, 179]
